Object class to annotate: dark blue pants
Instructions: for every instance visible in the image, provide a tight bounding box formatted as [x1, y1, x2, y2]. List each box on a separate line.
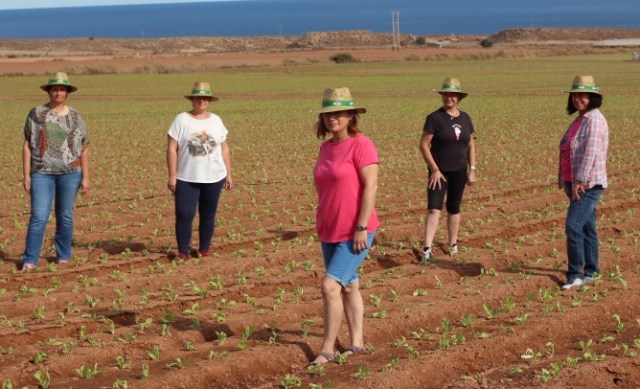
[174, 179, 225, 255]
[564, 183, 604, 282]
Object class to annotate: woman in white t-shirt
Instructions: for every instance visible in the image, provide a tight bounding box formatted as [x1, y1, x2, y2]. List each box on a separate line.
[166, 82, 233, 260]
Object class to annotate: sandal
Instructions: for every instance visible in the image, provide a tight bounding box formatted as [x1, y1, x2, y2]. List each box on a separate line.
[308, 351, 335, 367]
[345, 345, 366, 355]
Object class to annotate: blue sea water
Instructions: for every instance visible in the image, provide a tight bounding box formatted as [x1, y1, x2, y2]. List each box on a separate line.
[0, 0, 638, 39]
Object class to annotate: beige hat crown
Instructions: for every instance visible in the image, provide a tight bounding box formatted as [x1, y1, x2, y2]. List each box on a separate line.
[184, 82, 219, 101]
[318, 87, 366, 114]
[566, 75, 601, 95]
[40, 72, 77, 93]
[434, 77, 468, 98]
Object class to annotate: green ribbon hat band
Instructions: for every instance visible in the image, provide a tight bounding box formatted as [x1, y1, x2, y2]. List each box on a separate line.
[192, 89, 212, 95]
[441, 83, 462, 91]
[322, 100, 355, 108]
[48, 79, 70, 85]
[571, 84, 598, 91]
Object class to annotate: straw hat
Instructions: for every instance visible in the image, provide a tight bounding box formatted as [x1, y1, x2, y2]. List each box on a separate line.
[318, 87, 366, 114]
[433, 77, 468, 99]
[40, 72, 77, 93]
[565, 75, 602, 95]
[184, 82, 219, 101]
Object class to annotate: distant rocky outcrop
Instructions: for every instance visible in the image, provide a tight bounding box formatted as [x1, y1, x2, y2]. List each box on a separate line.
[487, 28, 640, 44]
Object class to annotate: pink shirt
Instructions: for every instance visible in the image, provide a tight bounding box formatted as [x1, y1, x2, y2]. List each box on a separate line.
[560, 117, 582, 182]
[314, 135, 380, 243]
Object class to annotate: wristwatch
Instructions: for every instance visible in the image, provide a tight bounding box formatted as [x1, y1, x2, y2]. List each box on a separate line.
[355, 225, 367, 232]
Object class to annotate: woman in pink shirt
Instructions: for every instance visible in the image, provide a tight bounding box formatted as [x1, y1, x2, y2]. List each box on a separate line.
[558, 75, 608, 290]
[309, 87, 379, 366]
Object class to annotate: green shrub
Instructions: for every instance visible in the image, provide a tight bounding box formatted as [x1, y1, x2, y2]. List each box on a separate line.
[330, 53, 359, 63]
[480, 39, 493, 48]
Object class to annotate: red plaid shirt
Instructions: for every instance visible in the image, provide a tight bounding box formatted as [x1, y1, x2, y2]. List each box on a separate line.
[564, 108, 608, 189]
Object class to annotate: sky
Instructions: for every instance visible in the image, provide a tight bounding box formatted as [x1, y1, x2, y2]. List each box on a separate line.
[0, 0, 240, 10]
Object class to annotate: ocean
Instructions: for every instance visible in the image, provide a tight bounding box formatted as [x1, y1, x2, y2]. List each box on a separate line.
[1, 0, 639, 39]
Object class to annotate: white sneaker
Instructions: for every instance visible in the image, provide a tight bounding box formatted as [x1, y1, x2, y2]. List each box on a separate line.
[449, 244, 458, 256]
[582, 276, 594, 285]
[562, 278, 584, 290]
[421, 248, 432, 262]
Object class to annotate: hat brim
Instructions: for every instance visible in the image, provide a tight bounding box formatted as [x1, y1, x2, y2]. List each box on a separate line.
[564, 89, 602, 96]
[184, 95, 220, 101]
[434, 89, 468, 99]
[318, 106, 366, 114]
[41, 84, 78, 93]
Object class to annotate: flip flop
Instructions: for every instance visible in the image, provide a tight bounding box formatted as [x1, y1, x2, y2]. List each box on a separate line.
[345, 345, 366, 355]
[307, 351, 335, 367]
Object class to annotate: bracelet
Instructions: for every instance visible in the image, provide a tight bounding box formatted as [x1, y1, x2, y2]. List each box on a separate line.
[470, 165, 476, 170]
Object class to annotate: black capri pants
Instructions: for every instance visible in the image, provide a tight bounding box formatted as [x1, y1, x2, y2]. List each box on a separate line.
[427, 168, 468, 214]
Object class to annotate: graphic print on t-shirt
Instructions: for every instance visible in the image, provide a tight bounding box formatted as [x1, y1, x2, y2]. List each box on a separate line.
[188, 130, 217, 157]
[453, 124, 462, 141]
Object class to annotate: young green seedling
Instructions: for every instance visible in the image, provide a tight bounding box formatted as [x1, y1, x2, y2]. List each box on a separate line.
[141, 363, 150, 379]
[30, 351, 48, 364]
[216, 330, 227, 344]
[33, 370, 51, 389]
[355, 363, 372, 381]
[280, 374, 302, 389]
[165, 358, 190, 369]
[76, 363, 101, 379]
[147, 346, 161, 361]
[115, 356, 131, 369]
[300, 319, 314, 337]
[306, 363, 326, 376]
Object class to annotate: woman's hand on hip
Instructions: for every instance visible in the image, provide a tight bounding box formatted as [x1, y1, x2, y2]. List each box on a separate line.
[429, 170, 446, 190]
[352, 230, 368, 254]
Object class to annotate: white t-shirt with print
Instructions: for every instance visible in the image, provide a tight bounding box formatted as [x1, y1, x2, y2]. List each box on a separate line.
[168, 112, 228, 183]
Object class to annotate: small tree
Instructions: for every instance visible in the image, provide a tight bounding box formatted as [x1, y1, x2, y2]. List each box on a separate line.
[415, 36, 426, 45]
[480, 39, 493, 48]
[330, 53, 359, 63]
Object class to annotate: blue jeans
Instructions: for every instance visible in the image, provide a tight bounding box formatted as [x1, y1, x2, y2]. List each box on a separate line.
[23, 171, 82, 265]
[174, 179, 225, 255]
[564, 184, 604, 282]
[321, 231, 375, 286]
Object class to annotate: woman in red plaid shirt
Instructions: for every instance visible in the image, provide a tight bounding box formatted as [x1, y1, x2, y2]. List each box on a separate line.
[558, 75, 608, 290]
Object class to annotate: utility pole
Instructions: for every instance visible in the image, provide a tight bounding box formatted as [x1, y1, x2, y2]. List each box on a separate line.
[391, 11, 400, 51]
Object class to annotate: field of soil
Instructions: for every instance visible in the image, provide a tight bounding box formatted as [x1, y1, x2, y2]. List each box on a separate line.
[0, 28, 640, 389]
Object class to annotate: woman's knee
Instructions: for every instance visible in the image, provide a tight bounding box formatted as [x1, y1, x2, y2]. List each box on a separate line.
[343, 282, 360, 295]
[321, 277, 342, 296]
